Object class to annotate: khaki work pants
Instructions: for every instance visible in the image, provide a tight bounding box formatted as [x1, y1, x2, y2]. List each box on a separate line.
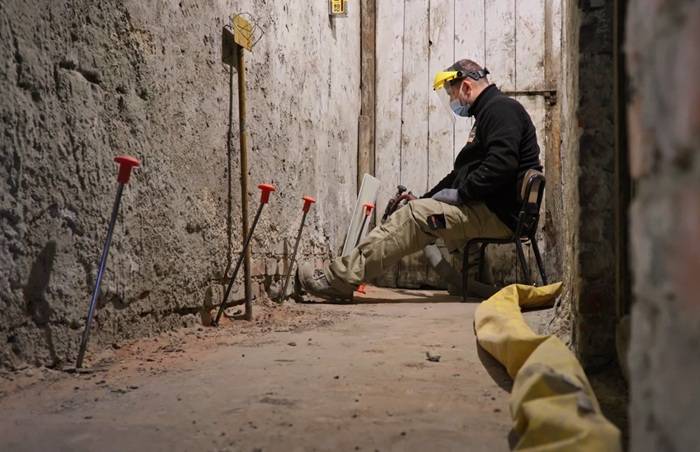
[326, 198, 512, 290]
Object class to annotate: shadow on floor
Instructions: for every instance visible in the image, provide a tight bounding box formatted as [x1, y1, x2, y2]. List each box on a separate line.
[475, 339, 513, 392]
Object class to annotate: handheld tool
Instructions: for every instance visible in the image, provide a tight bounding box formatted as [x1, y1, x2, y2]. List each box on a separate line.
[278, 196, 316, 302]
[76, 155, 140, 369]
[381, 185, 416, 223]
[213, 183, 276, 326]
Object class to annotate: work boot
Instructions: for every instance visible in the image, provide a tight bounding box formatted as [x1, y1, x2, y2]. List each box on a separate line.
[295, 262, 354, 302]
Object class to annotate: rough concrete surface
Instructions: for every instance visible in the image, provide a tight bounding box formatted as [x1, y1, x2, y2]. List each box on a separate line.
[0, 297, 514, 452]
[0, 1, 360, 368]
[625, 1, 700, 451]
[566, 0, 617, 368]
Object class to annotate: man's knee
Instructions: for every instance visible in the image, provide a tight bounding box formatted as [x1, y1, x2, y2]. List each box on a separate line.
[407, 198, 447, 233]
[407, 198, 441, 220]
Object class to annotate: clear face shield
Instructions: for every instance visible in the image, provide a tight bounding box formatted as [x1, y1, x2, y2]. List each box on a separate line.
[432, 71, 465, 122]
[432, 67, 490, 120]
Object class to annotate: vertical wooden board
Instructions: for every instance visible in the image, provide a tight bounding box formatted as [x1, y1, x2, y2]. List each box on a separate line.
[400, 0, 430, 194]
[427, 0, 455, 188]
[517, 95, 547, 163]
[484, 0, 516, 91]
[454, 0, 484, 158]
[546, 0, 562, 85]
[375, 0, 405, 217]
[515, 0, 546, 90]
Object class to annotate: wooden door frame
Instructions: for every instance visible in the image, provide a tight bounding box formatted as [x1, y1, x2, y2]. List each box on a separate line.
[358, 0, 377, 192]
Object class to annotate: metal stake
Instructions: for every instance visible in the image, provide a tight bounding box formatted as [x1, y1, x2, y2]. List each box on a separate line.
[76, 156, 140, 369]
[278, 196, 316, 301]
[355, 202, 374, 248]
[213, 184, 275, 326]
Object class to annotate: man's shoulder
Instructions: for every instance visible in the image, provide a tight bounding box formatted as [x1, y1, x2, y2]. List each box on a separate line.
[482, 92, 525, 116]
[476, 95, 525, 129]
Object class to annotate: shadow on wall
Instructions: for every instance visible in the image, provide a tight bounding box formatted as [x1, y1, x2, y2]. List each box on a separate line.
[23, 241, 59, 366]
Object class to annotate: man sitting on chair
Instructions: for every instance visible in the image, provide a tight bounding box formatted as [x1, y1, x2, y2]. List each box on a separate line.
[296, 59, 543, 301]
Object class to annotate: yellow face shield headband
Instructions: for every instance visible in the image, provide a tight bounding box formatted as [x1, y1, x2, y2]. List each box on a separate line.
[432, 71, 464, 123]
[433, 67, 491, 90]
[432, 71, 462, 91]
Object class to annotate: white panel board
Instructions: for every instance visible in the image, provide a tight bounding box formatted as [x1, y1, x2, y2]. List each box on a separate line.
[453, 0, 484, 157]
[427, 0, 455, 188]
[375, 0, 405, 218]
[400, 0, 430, 195]
[515, 0, 546, 90]
[342, 174, 381, 256]
[484, 0, 516, 91]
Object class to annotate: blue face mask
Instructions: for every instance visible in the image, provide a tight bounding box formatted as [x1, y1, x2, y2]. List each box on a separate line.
[450, 98, 471, 117]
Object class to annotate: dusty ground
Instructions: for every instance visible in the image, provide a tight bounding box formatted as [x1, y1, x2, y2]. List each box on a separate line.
[0, 288, 520, 452]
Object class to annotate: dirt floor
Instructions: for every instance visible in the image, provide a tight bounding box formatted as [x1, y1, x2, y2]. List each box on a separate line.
[0, 288, 537, 452]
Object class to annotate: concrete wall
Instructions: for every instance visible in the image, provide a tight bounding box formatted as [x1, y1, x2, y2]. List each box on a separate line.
[0, 0, 361, 368]
[547, 0, 580, 341]
[626, 1, 700, 450]
[573, 0, 617, 367]
[554, 0, 617, 366]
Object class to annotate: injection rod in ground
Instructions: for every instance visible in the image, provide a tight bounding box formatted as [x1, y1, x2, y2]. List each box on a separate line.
[76, 156, 139, 369]
[352, 203, 374, 296]
[355, 202, 374, 248]
[278, 196, 316, 301]
[213, 184, 275, 326]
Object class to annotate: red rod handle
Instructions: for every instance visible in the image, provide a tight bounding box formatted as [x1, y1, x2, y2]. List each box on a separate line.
[362, 202, 374, 217]
[302, 196, 316, 213]
[114, 155, 140, 184]
[258, 184, 276, 204]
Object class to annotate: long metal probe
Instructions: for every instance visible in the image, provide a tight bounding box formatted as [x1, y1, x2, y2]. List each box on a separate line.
[353, 202, 375, 296]
[278, 196, 316, 301]
[355, 202, 375, 248]
[213, 184, 275, 326]
[76, 156, 140, 369]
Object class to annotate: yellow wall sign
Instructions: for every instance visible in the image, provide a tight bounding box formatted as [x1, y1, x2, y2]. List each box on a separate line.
[329, 0, 348, 16]
[233, 14, 254, 51]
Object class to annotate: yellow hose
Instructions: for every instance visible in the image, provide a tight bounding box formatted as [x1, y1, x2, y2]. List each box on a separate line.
[475, 283, 622, 451]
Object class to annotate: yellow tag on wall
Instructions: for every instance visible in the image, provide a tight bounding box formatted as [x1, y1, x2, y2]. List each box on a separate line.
[329, 0, 348, 16]
[233, 14, 254, 51]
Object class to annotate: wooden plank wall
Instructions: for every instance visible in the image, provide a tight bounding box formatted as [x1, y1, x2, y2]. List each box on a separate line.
[374, 0, 553, 287]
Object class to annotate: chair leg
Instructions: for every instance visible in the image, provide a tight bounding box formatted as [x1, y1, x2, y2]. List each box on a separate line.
[462, 245, 469, 302]
[530, 236, 547, 285]
[514, 240, 532, 285]
[477, 243, 488, 282]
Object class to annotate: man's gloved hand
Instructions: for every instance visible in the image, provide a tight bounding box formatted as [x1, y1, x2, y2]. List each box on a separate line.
[431, 188, 462, 206]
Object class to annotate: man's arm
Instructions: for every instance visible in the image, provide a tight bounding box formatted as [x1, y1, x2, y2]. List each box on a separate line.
[421, 170, 456, 198]
[456, 104, 522, 201]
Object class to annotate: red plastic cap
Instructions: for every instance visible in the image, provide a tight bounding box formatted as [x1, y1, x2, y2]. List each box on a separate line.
[114, 155, 140, 184]
[258, 184, 276, 204]
[362, 202, 375, 216]
[302, 196, 316, 213]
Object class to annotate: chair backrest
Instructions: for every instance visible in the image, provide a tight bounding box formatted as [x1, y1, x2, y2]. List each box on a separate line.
[515, 169, 545, 239]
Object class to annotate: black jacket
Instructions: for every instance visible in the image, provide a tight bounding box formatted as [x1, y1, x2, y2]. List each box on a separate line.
[423, 85, 542, 231]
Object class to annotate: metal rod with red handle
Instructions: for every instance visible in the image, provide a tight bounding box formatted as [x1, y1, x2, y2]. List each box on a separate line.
[355, 202, 374, 248]
[353, 202, 374, 296]
[278, 196, 316, 302]
[76, 155, 140, 369]
[213, 183, 276, 326]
